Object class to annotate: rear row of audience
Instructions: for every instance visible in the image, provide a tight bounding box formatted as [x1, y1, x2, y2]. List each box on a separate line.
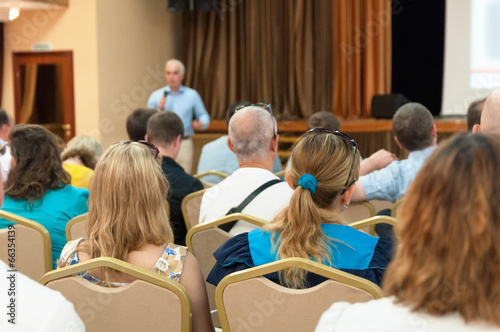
[1, 87, 500, 331]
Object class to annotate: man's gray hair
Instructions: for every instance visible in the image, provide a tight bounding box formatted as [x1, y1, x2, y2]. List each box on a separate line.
[166, 59, 185, 75]
[228, 107, 275, 162]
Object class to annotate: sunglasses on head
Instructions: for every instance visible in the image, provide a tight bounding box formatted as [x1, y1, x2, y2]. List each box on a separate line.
[234, 102, 277, 137]
[125, 140, 159, 161]
[306, 128, 358, 189]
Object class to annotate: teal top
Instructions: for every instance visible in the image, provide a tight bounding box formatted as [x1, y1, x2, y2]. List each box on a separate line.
[0, 185, 89, 269]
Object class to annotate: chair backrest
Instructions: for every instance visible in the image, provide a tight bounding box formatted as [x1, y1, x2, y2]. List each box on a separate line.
[0, 210, 52, 280]
[343, 201, 377, 234]
[348, 215, 397, 235]
[343, 201, 376, 223]
[274, 170, 286, 178]
[391, 197, 404, 218]
[181, 188, 208, 231]
[369, 199, 393, 213]
[216, 257, 384, 332]
[40, 257, 191, 332]
[65, 212, 88, 242]
[186, 213, 267, 328]
[193, 170, 229, 181]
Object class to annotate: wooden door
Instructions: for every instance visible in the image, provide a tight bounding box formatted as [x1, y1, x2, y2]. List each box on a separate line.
[13, 51, 75, 142]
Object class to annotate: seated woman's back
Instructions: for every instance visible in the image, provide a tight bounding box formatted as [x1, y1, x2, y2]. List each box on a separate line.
[58, 141, 213, 332]
[0, 124, 88, 269]
[208, 127, 394, 288]
[316, 133, 500, 331]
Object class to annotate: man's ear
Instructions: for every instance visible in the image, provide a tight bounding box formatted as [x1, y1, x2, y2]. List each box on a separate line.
[431, 123, 437, 139]
[227, 137, 235, 153]
[285, 170, 295, 190]
[394, 136, 404, 150]
[270, 134, 279, 153]
[173, 134, 182, 148]
[144, 134, 149, 142]
[472, 124, 481, 134]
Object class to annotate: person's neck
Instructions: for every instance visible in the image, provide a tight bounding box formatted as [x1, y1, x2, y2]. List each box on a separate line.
[169, 85, 181, 94]
[63, 156, 84, 166]
[157, 145, 177, 160]
[238, 159, 273, 172]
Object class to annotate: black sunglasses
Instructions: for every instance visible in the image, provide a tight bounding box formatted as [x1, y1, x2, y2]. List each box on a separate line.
[126, 140, 159, 161]
[306, 128, 358, 188]
[234, 102, 277, 137]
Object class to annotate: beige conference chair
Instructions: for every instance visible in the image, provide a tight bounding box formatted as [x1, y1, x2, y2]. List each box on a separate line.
[0, 210, 52, 281]
[216, 257, 384, 332]
[181, 188, 208, 231]
[186, 213, 267, 328]
[39, 257, 192, 332]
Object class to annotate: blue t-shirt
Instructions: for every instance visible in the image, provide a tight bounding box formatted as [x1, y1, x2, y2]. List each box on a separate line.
[361, 146, 437, 202]
[0, 185, 89, 269]
[147, 85, 210, 137]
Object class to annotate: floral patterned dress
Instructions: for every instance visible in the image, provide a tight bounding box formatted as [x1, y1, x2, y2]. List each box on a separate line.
[59, 238, 187, 285]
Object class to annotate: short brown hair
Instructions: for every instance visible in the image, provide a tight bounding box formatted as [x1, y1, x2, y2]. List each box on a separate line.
[384, 133, 500, 326]
[126, 108, 158, 141]
[307, 111, 341, 131]
[392, 102, 434, 151]
[146, 111, 184, 146]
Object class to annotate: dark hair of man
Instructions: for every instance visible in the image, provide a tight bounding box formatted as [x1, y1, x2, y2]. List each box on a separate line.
[0, 109, 9, 127]
[307, 111, 341, 131]
[467, 98, 486, 131]
[126, 108, 158, 141]
[5, 124, 71, 203]
[226, 101, 251, 125]
[392, 102, 434, 151]
[146, 111, 184, 146]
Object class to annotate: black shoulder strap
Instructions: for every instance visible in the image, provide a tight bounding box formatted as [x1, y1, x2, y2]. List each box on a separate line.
[219, 179, 282, 232]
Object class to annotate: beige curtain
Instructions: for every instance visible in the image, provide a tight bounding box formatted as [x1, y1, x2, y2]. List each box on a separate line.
[333, 0, 392, 118]
[182, 0, 333, 120]
[20, 63, 38, 123]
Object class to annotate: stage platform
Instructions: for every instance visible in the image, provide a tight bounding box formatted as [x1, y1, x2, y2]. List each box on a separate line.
[190, 117, 467, 174]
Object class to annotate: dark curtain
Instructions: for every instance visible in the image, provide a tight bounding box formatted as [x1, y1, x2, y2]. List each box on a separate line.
[182, 0, 333, 120]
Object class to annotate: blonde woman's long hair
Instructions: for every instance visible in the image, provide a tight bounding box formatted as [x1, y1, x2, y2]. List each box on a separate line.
[76, 141, 172, 282]
[384, 133, 500, 326]
[266, 130, 360, 288]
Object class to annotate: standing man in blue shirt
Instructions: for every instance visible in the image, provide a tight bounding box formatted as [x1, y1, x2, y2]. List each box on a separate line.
[147, 59, 210, 173]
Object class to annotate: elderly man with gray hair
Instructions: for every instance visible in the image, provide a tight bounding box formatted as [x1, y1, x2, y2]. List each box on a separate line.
[147, 59, 210, 173]
[199, 104, 293, 235]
